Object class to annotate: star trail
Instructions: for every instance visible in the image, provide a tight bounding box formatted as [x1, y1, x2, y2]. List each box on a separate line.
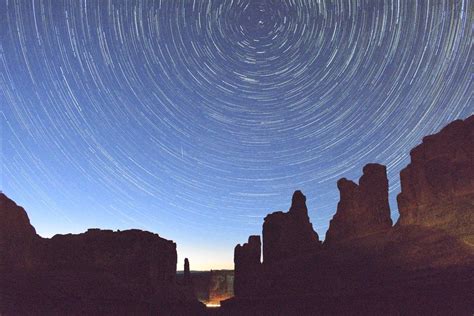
[1, 0, 472, 269]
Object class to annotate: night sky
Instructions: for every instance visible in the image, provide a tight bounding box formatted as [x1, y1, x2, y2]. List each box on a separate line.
[1, 0, 472, 270]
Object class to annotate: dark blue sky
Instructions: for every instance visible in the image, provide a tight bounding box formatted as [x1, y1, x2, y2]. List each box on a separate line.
[1, 0, 472, 269]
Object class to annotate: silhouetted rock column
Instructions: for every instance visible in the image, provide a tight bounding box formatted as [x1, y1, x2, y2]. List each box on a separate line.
[397, 115, 474, 240]
[234, 235, 261, 297]
[184, 258, 191, 285]
[325, 164, 392, 246]
[263, 191, 321, 264]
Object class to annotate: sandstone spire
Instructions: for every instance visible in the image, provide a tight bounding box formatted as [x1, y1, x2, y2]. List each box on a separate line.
[263, 190, 320, 264]
[325, 164, 392, 246]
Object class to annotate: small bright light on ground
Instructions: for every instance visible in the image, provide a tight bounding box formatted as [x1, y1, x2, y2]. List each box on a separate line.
[206, 303, 220, 308]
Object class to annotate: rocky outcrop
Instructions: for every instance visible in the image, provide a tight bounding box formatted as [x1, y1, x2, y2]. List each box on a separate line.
[40, 228, 177, 294]
[227, 116, 474, 315]
[397, 116, 474, 243]
[234, 235, 261, 297]
[0, 193, 39, 271]
[325, 164, 392, 246]
[0, 193, 36, 239]
[263, 191, 321, 264]
[0, 193, 204, 315]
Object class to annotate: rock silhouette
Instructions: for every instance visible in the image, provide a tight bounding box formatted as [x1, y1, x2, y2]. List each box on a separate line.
[397, 115, 474, 241]
[325, 163, 392, 246]
[0, 193, 38, 272]
[0, 193, 204, 315]
[234, 235, 261, 297]
[225, 115, 474, 315]
[184, 258, 192, 285]
[263, 190, 321, 264]
[1, 116, 473, 315]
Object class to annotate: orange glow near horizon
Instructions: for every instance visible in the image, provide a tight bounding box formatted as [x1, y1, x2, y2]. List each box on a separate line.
[201, 293, 233, 308]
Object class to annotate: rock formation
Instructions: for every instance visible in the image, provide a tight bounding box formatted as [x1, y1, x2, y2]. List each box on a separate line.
[234, 235, 261, 297]
[325, 164, 392, 246]
[2, 116, 474, 315]
[226, 115, 474, 315]
[0, 193, 38, 271]
[263, 190, 321, 264]
[184, 257, 192, 285]
[397, 116, 474, 243]
[0, 193, 204, 315]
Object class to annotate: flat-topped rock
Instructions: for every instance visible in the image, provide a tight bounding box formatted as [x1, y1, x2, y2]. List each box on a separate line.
[234, 235, 261, 297]
[0, 192, 204, 314]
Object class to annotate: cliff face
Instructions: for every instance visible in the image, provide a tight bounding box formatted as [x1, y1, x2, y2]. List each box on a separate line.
[0, 194, 202, 314]
[263, 191, 320, 264]
[39, 228, 177, 297]
[325, 164, 392, 246]
[397, 116, 474, 243]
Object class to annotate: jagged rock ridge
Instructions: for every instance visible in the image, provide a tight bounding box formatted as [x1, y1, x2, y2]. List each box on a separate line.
[226, 115, 474, 315]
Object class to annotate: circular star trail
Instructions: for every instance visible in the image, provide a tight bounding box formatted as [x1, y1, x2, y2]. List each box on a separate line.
[1, 0, 472, 269]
